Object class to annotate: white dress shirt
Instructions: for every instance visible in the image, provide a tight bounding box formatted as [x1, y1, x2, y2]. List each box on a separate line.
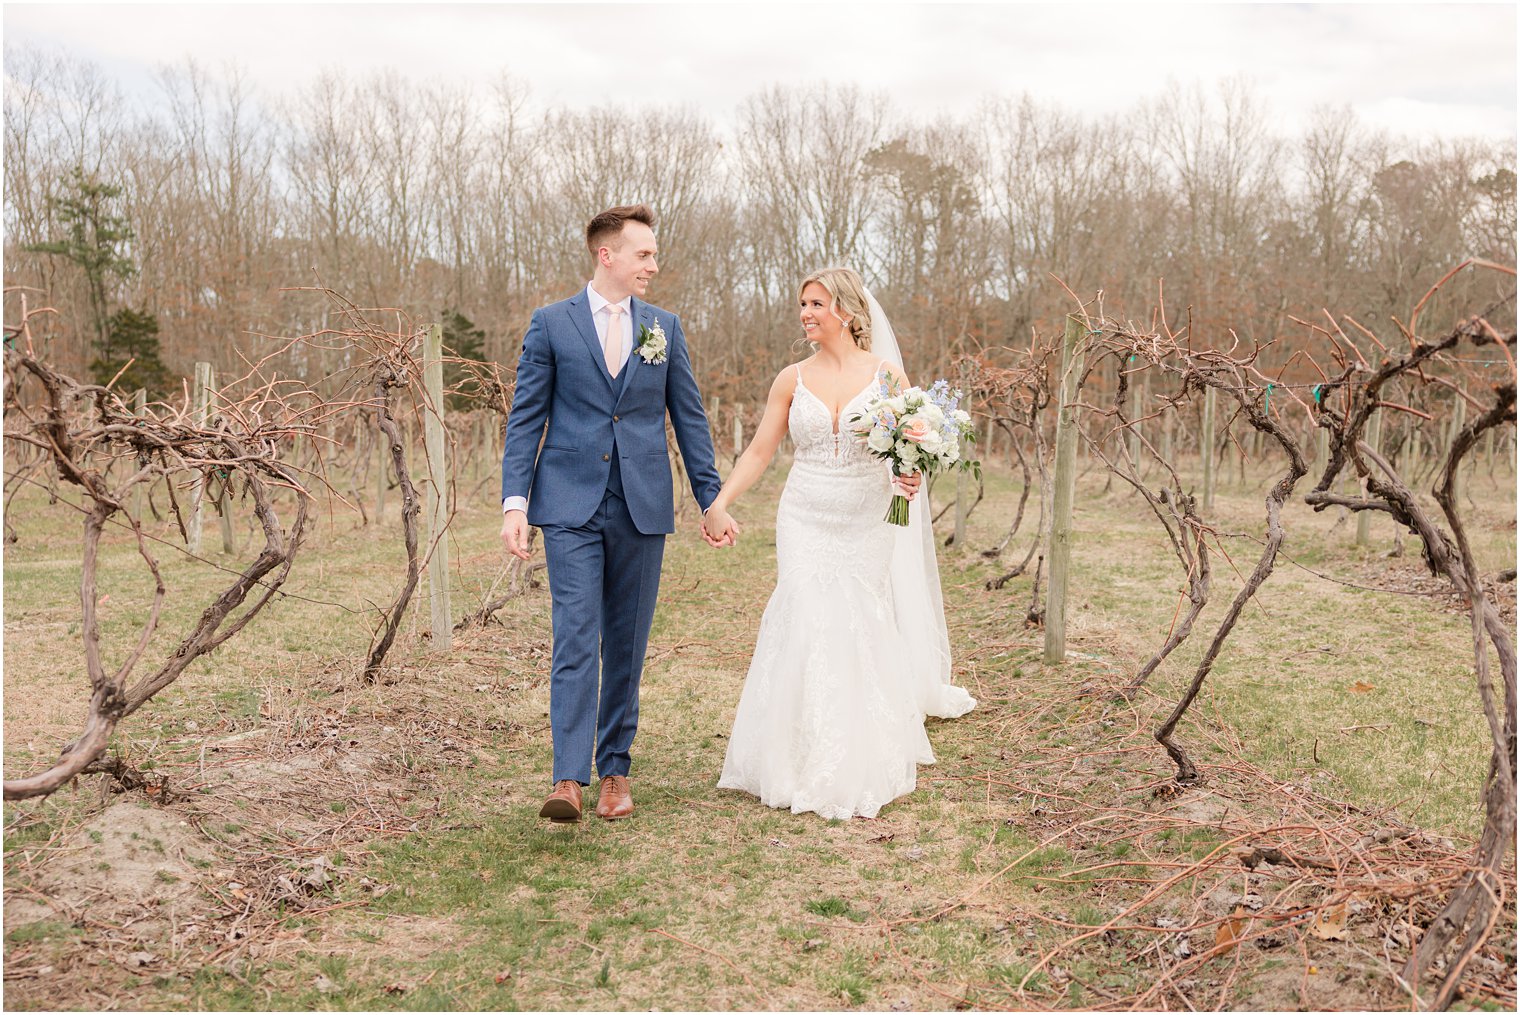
[503, 283, 633, 514]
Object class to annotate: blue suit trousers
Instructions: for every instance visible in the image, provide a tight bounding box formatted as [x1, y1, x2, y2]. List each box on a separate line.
[539, 484, 665, 785]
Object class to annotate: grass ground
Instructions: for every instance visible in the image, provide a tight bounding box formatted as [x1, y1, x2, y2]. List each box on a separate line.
[3, 447, 1515, 1010]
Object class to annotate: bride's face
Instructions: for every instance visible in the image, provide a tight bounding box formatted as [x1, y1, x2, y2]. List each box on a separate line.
[799, 283, 849, 343]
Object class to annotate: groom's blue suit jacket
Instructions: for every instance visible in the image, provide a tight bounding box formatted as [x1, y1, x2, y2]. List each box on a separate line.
[500, 291, 722, 535]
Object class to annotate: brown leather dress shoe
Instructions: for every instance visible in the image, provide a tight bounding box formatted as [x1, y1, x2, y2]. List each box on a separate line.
[539, 780, 583, 823]
[594, 775, 634, 820]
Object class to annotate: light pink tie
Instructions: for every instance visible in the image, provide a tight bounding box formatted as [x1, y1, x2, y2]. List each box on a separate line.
[604, 305, 624, 377]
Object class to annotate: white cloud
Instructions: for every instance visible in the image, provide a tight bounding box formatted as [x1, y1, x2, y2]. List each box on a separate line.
[4, 2, 1514, 139]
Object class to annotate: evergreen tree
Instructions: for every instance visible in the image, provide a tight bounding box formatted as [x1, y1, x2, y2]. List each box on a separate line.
[94, 307, 173, 400]
[440, 308, 488, 410]
[26, 165, 138, 356]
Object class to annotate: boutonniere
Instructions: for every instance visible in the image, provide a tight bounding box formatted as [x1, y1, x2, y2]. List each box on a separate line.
[636, 321, 668, 365]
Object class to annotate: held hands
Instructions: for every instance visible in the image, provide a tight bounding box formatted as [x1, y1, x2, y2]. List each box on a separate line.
[894, 471, 923, 501]
[701, 505, 740, 548]
[501, 509, 532, 561]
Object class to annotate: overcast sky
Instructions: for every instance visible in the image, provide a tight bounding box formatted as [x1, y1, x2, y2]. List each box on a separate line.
[4, 2, 1516, 140]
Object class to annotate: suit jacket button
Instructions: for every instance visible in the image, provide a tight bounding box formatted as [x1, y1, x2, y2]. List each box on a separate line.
[613, 415, 620, 422]
[602, 454, 610, 461]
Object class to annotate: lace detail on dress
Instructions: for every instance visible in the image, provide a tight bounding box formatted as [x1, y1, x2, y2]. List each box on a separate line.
[787, 365, 883, 471]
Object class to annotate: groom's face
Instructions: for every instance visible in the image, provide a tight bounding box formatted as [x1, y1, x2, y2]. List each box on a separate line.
[602, 222, 659, 299]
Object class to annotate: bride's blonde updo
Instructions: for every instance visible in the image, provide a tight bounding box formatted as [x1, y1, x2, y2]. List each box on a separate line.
[799, 267, 872, 351]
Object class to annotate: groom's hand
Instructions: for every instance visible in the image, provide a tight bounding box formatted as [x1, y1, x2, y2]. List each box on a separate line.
[502, 509, 532, 561]
[895, 472, 923, 501]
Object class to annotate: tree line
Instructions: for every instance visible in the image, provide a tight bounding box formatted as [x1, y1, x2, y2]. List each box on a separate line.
[4, 46, 1515, 405]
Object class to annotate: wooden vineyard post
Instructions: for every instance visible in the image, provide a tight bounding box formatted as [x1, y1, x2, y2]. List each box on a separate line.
[423, 323, 452, 651]
[1448, 394, 1467, 503]
[480, 412, 491, 482]
[1126, 360, 1142, 470]
[1393, 423, 1408, 557]
[133, 388, 147, 520]
[188, 362, 212, 553]
[1356, 409, 1383, 546]
[1200, 385, 1217, 512]
[374, 414, 388, 519]
[469, 414, 481, 484]
[1407, 426, 1425, 486]
[213, 372, 235, 553]
[1044, 314, 1087, 665]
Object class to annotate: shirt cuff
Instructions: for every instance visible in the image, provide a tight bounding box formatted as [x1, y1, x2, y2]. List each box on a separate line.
[503, 496, 528, 514]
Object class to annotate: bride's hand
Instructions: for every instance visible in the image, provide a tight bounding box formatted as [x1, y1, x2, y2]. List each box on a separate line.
[702, 505, 740, 548]
[894, 472, 923, 501]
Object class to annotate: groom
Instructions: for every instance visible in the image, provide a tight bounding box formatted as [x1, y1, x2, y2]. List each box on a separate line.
[500, 204, 734, 824]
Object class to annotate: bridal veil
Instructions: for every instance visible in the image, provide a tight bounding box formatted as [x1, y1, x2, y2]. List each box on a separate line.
[865, 291, 977, 719]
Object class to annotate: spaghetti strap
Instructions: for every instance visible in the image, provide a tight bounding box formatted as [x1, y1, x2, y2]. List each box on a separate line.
[794, 364, 804, 384]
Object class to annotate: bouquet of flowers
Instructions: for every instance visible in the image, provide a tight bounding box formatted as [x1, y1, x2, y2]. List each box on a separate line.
[849, 377, 978, 526]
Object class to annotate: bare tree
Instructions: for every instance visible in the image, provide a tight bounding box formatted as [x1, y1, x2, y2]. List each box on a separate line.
[736, 83, 886, 286]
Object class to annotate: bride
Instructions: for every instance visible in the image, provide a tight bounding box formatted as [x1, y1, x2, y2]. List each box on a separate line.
[702, 267, 976, 820]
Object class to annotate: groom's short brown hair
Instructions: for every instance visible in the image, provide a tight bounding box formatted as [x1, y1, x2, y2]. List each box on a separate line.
[586, 204, 657, 255]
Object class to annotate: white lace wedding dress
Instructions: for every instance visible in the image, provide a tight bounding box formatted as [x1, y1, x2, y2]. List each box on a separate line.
[717, 365, 976, 820]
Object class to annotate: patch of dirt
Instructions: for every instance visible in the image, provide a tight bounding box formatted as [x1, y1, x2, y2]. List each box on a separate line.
[3, 801, 220, 1010]
[5, 801, 207, 927]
